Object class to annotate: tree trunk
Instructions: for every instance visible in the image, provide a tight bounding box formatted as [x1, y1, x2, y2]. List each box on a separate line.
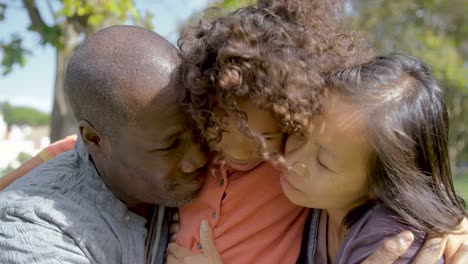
[49, 24, 81, 142]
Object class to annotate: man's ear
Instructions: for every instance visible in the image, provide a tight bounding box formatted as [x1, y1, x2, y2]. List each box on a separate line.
[78, 120, 107, 157]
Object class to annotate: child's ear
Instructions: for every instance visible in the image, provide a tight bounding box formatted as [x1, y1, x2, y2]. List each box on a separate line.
[78, 120, 107, 157]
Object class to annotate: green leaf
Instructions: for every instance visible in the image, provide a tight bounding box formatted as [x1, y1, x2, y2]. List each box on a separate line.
[1, 36, 31, 76]
[0, 2, 7, 21]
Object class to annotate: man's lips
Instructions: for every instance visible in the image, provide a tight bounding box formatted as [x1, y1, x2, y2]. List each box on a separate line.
[175, 172, 205, 187]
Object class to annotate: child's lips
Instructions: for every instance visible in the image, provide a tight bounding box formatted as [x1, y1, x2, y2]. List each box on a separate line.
[227, 159, 251, 165]
[225, 158, 260, 170]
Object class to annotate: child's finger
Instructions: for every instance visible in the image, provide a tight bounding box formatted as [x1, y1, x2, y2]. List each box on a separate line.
[170, 233, 177, 242]
[361, 230, 414, 264]
[167, 242, 191, 260]
[199, 220, 219, 257]
[166, 253, 180, 264]
[173, 211, 179, 222]
[170, 222, 180, 235]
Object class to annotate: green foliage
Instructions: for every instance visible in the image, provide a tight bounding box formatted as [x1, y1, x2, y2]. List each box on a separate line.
[61, 0, 142, 28]
[454, 172, 468, 202]
[212, 0, 257, 11]
[349, 0, 468, 166]
[17, 152, 33, 164]
[0, 0, 154, 74]
[0, 36, 30, 75]
[0, 165, 15, 177]
[1, 102, 50, 127]
[0, 2, 6, 21]
[181, 0, 255, 30]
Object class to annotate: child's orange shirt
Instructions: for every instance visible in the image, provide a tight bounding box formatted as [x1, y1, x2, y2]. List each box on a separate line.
[38, 134, 78, 161]
[177, 161, 309, 264]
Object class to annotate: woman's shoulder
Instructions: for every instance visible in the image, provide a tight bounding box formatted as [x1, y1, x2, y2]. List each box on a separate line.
[336, 203, 441, 264]
[351, 203, 420, 238]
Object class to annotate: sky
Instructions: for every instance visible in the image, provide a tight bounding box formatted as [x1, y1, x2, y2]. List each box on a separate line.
[0, 0, 213, 113]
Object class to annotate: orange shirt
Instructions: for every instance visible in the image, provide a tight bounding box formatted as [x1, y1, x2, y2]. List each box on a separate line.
[177, 161, 309, 264]
[38, 134, 78, 161]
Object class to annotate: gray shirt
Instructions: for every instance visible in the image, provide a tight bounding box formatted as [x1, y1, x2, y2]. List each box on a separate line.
[0, 137, 169, 264]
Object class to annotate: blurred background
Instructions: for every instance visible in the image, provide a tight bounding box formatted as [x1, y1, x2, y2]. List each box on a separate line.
[0, 0, 467, 197]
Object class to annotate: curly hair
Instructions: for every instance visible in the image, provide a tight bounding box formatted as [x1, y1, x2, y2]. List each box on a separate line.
[179, 0, 373, 157]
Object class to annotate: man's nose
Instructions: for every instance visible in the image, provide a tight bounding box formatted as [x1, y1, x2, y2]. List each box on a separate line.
[179, 142, 207, 173]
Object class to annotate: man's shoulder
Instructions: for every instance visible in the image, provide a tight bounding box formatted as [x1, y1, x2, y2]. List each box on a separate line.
[0, 196, 123, 264]
[5, 149, 82, 192]
[0, 148, 115, 245]
[0, 157, 124, 264]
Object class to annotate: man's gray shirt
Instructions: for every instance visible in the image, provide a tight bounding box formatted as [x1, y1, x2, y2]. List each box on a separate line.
[0, 138, 169, 264]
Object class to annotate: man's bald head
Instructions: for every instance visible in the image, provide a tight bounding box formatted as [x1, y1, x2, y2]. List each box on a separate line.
[65, 25, 182, 138]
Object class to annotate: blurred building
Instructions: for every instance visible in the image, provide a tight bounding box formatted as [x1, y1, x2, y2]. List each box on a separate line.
[0, 116, 50, 174]
[0, 113, 6, 140]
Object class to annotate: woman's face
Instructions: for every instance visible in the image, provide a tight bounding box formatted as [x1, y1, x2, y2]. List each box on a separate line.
[281, 93, 371, 211]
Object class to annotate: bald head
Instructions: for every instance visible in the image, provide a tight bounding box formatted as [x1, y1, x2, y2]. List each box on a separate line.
[66, 25, 182, 138]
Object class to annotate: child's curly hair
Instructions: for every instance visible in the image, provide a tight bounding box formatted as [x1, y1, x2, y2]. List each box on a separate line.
[179, 0, 373, 155]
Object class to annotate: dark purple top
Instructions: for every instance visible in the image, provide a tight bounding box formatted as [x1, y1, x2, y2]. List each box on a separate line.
[312, 204, 444, 264]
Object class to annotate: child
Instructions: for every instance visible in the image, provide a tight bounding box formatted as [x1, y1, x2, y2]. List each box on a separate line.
[281, 54, 467, 263]
[168, 1, 373, 263]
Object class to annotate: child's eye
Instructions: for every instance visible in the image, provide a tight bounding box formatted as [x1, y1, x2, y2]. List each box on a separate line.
[220, 128, 230, 133]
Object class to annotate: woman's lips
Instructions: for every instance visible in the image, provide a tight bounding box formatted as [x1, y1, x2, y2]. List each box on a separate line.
[280, 173, 302, 192]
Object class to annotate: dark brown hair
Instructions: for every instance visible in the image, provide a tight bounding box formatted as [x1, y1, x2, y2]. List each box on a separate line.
[329, 54, 467, 232]
[178, 0, 373, 156]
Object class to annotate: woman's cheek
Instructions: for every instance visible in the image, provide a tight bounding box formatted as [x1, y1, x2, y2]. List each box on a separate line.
[284, 134, 306, 154]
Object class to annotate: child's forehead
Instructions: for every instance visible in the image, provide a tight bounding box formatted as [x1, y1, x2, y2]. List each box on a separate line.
[223, 99, 282, 132]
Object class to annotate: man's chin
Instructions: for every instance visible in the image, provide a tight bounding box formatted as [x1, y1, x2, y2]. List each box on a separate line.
[161, 188, 202, 207]
[159, 180, 204, 207]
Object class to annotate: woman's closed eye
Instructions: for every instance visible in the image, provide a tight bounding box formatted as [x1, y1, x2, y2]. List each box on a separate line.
[317, 156, 329, 170]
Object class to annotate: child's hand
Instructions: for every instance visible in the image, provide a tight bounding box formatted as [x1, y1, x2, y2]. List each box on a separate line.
[170, 211, 180, 242]
[166, 220, 222, 264]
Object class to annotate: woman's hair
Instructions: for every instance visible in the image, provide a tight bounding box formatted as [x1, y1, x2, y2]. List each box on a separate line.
[178, 0, 373, 155]
[328, 54, 466, 232]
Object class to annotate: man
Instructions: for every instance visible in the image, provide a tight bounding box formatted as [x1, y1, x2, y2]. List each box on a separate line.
[0, 25, 207, 263]
[0, 25, 465, 264]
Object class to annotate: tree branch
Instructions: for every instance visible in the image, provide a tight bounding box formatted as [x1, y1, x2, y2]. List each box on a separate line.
[21, 0, 47, 36]
[45, 0, 55, 23]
